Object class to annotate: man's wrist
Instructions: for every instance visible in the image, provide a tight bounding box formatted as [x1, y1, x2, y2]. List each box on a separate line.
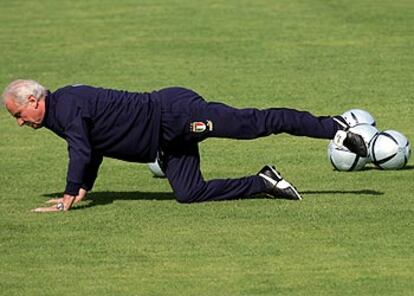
[65, 182, 82, 196]
[61, 194, 76, 211]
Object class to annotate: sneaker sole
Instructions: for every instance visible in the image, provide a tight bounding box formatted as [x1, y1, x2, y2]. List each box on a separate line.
[258, 172, 302, 201]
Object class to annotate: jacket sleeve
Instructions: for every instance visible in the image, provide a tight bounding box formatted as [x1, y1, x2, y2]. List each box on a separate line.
[81, 151, 103, 191]
[63, 115, 93, 196]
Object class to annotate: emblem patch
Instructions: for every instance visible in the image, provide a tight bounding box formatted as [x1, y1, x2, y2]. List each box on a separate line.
[190, 120, 213, 133]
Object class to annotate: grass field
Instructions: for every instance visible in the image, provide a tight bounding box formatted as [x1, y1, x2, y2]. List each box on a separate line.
[0, 0, 413, 295]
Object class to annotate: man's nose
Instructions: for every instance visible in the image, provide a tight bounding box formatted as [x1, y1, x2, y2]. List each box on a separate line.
[16, 118, 25, 127]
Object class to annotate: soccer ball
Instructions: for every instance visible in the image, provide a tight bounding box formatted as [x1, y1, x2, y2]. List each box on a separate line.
[328, 141, 369, 171]
[328, 123, 378, 171]
[147, 157, 166, 178]
[370, 130, 411, 169]
[341, 109, 376, 127]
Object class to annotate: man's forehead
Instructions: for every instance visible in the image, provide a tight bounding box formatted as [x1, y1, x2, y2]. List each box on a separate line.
[5, 98, 20, 114]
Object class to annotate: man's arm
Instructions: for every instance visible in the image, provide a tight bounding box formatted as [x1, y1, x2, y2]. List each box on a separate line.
[33, 112, 93, 213]
[45, 151, 103, 206]
[34, 147, 102, 213]
[81, 152, 104, 191]
[62, 114, 94, 198]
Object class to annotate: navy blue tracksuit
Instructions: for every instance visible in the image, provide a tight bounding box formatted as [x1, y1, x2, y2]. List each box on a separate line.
[43, 85, 339, 202]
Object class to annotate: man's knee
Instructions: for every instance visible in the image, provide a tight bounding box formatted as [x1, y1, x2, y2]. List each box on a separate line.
[173, 185, 205, 204]
[174, 190, 197, 204]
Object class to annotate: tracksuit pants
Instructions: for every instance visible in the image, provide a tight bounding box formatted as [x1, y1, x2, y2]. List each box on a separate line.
[158, 87, 339, 203]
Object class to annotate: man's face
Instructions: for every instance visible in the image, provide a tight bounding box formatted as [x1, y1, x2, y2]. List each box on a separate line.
[5, 95, 45, 129]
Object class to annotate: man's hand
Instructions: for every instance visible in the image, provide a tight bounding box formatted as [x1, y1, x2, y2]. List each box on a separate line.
[46, 188, 88, 205]
[31, 206, 62, 213]
[32, 194, 77, 213]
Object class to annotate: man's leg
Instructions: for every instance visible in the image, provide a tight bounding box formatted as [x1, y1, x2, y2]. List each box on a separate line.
[159, 87, 340, 140]
[161, 141, 267, 203]
[200, 102, 338, 139]
[192, 102, 367, 156]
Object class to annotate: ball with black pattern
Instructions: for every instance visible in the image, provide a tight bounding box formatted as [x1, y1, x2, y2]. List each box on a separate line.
[370, 130, 411, 170]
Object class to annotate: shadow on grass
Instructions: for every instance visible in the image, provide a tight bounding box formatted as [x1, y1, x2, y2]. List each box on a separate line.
[43, 191, 176, 210]
[401, 165, 414, 170]
[302, 189, 383, 196]
[361, 165, 414, 171]
[43, 187, 383, 211]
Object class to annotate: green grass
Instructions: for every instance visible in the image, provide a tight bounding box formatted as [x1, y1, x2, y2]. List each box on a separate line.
[0, 0, 413, 295]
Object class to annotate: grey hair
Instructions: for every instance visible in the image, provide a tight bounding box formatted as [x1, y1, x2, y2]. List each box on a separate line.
[2, 79, 47, 105]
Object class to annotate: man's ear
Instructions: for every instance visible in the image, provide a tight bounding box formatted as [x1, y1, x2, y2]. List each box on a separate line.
[27, 95, 39, 108]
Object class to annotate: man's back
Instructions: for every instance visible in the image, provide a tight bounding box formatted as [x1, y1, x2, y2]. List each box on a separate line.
[44, 85, 162, 162]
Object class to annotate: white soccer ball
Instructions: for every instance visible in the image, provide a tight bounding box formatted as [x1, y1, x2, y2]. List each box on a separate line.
[341, 109, 376, 127]
[370, 130, 411, 169]
[328, 141, 369, 171]
[147, 158, 166, 177]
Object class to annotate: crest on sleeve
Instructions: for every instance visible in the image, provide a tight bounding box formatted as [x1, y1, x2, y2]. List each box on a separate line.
[190, 120, 213, 133]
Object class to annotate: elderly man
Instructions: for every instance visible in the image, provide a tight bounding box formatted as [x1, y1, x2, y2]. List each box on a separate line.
[2, 79, 366, 212]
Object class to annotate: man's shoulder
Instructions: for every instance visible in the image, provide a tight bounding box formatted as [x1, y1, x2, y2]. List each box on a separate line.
[53, 84, 99, 97]
[51, 85, 104, 110]
[49, 85, 96, 122]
